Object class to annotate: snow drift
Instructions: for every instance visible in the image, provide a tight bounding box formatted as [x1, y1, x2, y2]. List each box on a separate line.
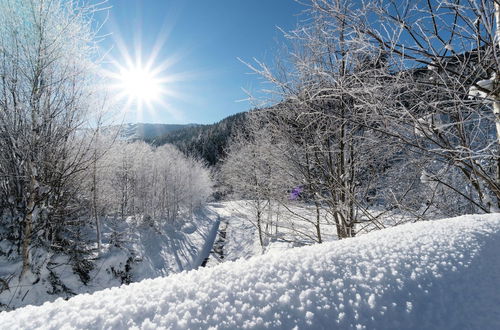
[1, 214, 499, 329]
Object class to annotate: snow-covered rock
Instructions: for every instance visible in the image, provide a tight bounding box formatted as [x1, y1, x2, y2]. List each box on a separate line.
[1, 214, 499, 329]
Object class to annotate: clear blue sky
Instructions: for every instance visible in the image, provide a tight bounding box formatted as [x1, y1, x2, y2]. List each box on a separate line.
[100, 0, 305, 125]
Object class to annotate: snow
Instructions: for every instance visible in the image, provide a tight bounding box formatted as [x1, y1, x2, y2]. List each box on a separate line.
[205, 201, 266, 261]
[0, 208, 220, 311]
[469, 74, 496, 99]
[203, 201, 339, 266]
[193, 215, 221, 267]
[1, 213, 499, 329]
[414, 114, 442, 137]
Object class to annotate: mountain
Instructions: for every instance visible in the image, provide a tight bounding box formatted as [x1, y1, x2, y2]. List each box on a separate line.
[101, 113, 248, 166]
[107, 123, 200, 141]
[149, 112, 247, 166]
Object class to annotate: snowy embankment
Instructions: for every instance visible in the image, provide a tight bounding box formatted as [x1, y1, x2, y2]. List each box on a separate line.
[0, 207, 220, 311]
[1, 214, 499, 329]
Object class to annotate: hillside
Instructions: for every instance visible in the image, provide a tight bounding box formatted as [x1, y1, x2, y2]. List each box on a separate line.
[0, 208, 220, 311]
[1, 214, 499, 329]
[107, 123, 199, 141]
[149, 112, 247, 165]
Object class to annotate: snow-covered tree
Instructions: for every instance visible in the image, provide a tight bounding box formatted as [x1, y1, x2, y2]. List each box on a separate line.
[239, 1, 394, 238]
[221, 122, 289, 249]
[93, 141, 213, 226]
[243, 0, 500, 223]
[313, 0, 500, 212]
[0, 0, 104, 275]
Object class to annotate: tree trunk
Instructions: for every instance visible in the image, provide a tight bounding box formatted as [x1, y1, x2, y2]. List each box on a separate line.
[92, 151, 101, 252]
[334, 211, 344, 239]
[21, 170, 36, 277]
[315, 201, 322, 243]
[256, 208, 264, 251]
[494, 2, 500, 208]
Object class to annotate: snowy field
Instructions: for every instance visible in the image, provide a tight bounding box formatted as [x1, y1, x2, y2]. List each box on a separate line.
[1, 213, 499, 329]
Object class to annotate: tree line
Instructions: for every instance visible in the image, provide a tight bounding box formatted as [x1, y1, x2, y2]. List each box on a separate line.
[150, 112, 247, 166]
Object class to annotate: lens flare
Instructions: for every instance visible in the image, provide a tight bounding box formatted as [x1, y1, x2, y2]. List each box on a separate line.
[102, 10, 194, 123]
[117, 65, 162, 104]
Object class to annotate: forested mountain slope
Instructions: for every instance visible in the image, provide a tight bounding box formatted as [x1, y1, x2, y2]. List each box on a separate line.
[107, 123, 199, 141]
[149, 112, 247, 165]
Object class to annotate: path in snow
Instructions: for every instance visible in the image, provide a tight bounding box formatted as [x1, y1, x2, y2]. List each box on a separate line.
[203, 202, 262, 266]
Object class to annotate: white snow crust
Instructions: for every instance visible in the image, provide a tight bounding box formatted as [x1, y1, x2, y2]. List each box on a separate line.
[1, 214, 499, 329]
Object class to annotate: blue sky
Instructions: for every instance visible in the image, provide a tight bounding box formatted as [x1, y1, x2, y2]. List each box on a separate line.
[100, 0, 305, 125]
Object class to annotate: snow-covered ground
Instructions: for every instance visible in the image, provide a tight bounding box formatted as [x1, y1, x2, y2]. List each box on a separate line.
[204, 201, 339, 266]
[204, 201, 445, 266]
[1, 213, 499, 329]
[0, 207, 220, 311]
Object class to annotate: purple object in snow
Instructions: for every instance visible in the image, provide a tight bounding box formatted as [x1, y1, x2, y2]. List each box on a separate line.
[289, 186, 303, 200]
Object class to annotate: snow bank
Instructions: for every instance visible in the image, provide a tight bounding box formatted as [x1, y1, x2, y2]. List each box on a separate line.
[1, 214, 499, 329]
[0, 207, 219, 311]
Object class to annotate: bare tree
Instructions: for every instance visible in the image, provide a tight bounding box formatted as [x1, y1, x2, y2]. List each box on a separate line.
[0, 0, 105, 276]
[239, 1, 393, 238]
[309, 0, 500, 212]
[221, 124, 285, 249]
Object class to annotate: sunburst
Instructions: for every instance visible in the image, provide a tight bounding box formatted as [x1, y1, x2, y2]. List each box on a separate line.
[102, 17, 193, 122]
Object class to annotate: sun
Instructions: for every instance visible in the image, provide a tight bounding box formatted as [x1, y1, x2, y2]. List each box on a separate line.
[105, 58, 170, 119]
[117, 65, 162, 104]
[102, 21, 194, 122]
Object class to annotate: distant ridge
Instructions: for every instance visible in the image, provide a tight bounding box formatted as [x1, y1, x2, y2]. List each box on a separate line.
[106, 123, 200, 141]
[150, 112, 247, 166]
[103, 113, 247, 166]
